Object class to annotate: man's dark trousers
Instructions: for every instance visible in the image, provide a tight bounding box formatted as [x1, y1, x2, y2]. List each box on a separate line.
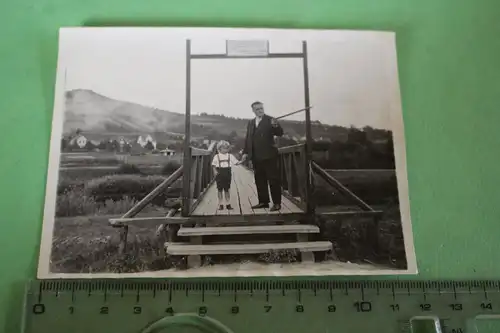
[252, 157, 281, 205]
[242, 113, 284, 206]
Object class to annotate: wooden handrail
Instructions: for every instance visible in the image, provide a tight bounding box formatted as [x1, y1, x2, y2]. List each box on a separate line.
[112, 142, 217, 254]
[191, 147, 213, 156]
[119, 166, 184, 219]
[274, 104, 313, 214]
[277, 143, 308, 211]
[182, 141, 218, 215]
[311, 161, 374, 212]
[278, 143, 306, 154]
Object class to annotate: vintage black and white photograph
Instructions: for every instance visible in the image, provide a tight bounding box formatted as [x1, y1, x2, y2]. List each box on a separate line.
[37, 27, 416, 278]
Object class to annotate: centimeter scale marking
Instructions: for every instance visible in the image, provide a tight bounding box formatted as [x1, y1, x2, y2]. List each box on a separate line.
[23, 280, 500, 333]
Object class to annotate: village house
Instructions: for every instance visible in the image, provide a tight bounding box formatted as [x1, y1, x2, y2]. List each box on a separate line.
[137, 134, 157, 149]
[203, 139, 216, 146]
[66, 134, 99, 151]
[69, 134, 87, 148]
[160, 148, 176, 156]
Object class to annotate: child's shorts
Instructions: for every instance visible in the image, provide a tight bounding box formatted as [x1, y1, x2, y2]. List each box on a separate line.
[216, 167, 232, 191]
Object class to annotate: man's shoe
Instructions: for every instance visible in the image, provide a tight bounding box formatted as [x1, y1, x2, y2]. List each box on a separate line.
[251, 203, 269, 209]
[270, 204, 281, 212]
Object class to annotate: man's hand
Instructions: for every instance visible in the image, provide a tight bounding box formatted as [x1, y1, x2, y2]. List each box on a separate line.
[271, 118, 279, 127]
[236, 154, 248, 165]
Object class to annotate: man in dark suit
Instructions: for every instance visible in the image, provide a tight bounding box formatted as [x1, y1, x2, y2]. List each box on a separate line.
[239, 101, 284, 211]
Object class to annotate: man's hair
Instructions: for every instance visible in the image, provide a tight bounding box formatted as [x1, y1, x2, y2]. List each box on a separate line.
[251, 101, 263, 108]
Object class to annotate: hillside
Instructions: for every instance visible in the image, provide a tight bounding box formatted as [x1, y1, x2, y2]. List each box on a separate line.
[64, 89, 185, 134]
[63, 89, 390, 141]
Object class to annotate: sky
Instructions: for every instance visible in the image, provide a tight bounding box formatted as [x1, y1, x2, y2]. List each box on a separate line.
[61, 28, 401, 129]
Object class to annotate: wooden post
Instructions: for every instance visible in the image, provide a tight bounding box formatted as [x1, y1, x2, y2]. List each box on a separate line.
[182, 39, 193, 217]
[187, 235, 202, 268]
[118, 226, 129, 255]
[297, 233, 315, 263]
[302, 41, 315, 216]
[156, 208, 179, 257]
[370, 216, 381, 255]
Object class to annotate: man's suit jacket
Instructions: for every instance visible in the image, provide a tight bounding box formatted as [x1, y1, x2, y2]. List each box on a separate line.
[242, 114, 284, 161]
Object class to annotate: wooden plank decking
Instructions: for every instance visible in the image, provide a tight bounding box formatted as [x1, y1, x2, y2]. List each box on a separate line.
[191, 164, 304, 216]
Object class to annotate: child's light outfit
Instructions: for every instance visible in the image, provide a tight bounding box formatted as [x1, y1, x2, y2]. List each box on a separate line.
[211, 153, 239, 191]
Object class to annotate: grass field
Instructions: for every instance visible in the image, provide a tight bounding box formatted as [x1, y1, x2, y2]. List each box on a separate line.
[50, 213, 169, 273]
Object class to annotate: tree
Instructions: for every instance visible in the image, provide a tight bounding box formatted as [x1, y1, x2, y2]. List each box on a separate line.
[84, 140, 95, 151]
[312, 140, 330, 151]
[60, 137, 68, 151]
[347, 126, 368, 145]
[144, 141, 155, 150]
[97, 141, 107, 150]
[108, 140, 119, 152]
[123, 143, 132, 153]
[228, 130, 238, 141]
[156, 142, 167, 150]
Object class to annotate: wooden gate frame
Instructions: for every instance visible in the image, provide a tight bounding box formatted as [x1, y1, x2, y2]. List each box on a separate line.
[182, 39, 315, 216]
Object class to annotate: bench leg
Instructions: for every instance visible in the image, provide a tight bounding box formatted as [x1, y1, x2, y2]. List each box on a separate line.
[296, 233, 314, 263]
[300, 251, 315, 263]
[187, 235, 203, 268]
[368, 217, 381, 255]
[118, 226, 129, 255]
[187, 255, 202, 268]
[156, 224, 168, 257]
[167, 225, 180, 243]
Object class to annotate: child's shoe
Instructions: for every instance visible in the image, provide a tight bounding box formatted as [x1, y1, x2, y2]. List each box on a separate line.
[226, 204, 233, 210]
[219, 204, 224, 210]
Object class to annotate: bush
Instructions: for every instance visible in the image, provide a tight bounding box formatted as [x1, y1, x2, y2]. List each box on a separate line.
[318, 205, 407, 269]
[161, 161, 181, 175]
[57, 177, 85, 195]
[59, 156, 120, 167]
[50, 234, 172, 273]
[85, 174, 167, 202]
[56, 187, 140, 217]
[58, 168, 120, 182]
[117, 163, 142, 174]
[98, 197, 138, 215]
[56, 188, 98, 217]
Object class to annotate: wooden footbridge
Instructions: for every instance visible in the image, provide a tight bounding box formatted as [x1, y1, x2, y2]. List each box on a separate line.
[108, 38, 384, 268]
[109, 140, 383, 268]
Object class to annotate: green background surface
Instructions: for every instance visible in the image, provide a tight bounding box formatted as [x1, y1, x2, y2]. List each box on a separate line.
[0, 0, 499, 332]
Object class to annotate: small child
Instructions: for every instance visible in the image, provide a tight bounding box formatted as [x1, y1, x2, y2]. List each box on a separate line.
[211, 140, 240, 210]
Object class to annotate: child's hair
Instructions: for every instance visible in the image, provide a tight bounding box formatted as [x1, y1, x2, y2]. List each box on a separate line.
[217, 140, 230, 151]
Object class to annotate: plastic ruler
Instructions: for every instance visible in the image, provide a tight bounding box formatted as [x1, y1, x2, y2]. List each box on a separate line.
[22, 279, 500, 333]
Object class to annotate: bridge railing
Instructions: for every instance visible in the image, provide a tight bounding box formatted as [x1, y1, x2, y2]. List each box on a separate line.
[276, 106, 314, 214]
[278, 143, 309, 210]
[184, 143, 217, 215]
[110, 141, 217, 254]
